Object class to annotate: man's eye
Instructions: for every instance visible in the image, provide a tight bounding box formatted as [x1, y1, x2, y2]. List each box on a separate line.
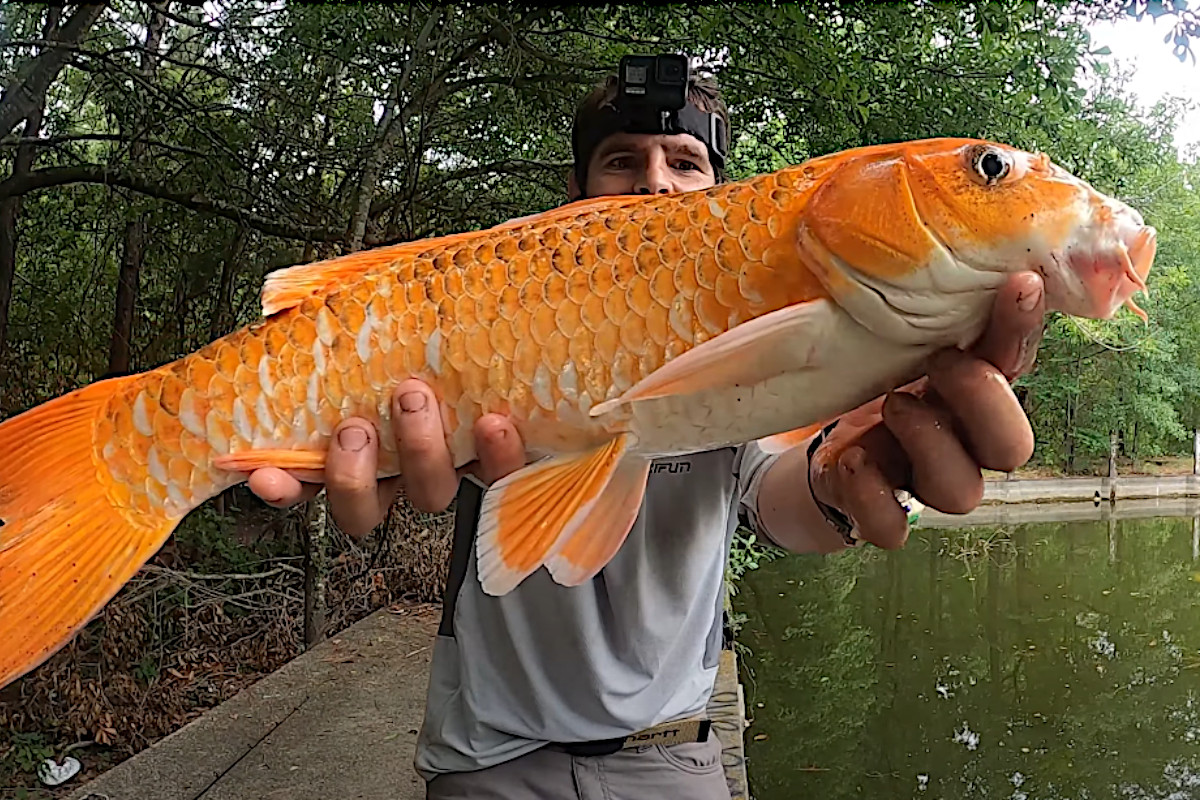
[672, 160, 700, 172]
[606, 157, 631, 170]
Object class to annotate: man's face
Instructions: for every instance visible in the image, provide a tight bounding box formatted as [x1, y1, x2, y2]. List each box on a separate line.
[575, 131, 717, 199]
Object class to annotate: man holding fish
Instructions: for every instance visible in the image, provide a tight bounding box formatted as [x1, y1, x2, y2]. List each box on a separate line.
[246, 56, 1052, 798]
[1, 24, 1155, 792]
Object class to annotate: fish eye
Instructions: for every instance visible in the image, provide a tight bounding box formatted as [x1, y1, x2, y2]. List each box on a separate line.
[970, 146, 1011, 185]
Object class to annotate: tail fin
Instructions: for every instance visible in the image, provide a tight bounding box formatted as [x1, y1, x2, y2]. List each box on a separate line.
[0, 376, 177, 689]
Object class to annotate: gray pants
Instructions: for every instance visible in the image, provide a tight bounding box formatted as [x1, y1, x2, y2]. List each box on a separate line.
[425, 738, 732, 799]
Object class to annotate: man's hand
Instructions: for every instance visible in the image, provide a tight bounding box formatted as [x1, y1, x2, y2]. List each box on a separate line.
[246, 379, 527, 539]
[759, 271, 1046, 553]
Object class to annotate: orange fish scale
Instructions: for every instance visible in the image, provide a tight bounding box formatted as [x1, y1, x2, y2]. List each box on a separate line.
[624, 280, 652, 317]
[205, 410, 233, 453]
[580, 294, 608, 334]
[633, 243, 658, 279]
[543, 330, 570, 374]
[513, 337, 540, 384]
[488, 355, 512, 399]
[105, 447, 138, 487]
[603, 288, 628, 326]
[528, 306, 555, 345]
[495, 232, 518, 260]
[476, 292, 501, 327]
[466, 326, 493, 369]
[489, 318, 519, 360]
[462, 358, 490, 404]
[416, 305, 438, 341]
[497, 286, 521, 321]
[586, 258, 612, 295]
[444, 328, 469, 373]
[554, 301, 582, 339]
[638, 349, 662, 380]
[520, 279, 545, 312]
[594, 237, 618, 264]
[583, 362, 609, 406]
[152, 406, 184, 444]
[645, 304, 670, 348]
[157, 372, 186, 417]
[322, 368, 346, 416]
[179, 429, 208, 465]
[695, 288, 729, 336]
[542, 271, 567, 309]
[168, 455, 192, 487]
[619, 313, 648, 356]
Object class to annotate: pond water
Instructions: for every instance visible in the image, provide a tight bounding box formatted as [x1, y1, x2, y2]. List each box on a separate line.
[736, 514, 1200, 800]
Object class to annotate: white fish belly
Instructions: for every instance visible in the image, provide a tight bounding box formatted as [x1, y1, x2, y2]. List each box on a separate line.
[626, 311, 939, 458]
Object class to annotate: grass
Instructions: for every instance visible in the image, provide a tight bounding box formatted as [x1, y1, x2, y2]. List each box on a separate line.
[986, 455, 1197, 480]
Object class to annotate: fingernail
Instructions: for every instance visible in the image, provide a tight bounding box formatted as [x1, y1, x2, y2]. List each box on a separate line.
[337, 426, 370, 452]
[399, 392, 427, 412]
[1017, 284, 1043, 312]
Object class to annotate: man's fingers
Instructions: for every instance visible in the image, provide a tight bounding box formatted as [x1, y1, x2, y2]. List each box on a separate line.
[970, 271, 1046, 380]
[472, 414, 526, 485]
[393, 380, 459, 513]
[882, 391, 983, 514]
[831, 446, 910, 550]
[810, 426, 911, 549]
[927, 349, 1034, 472]
[325, 419, 389, 537]
[247, 467, 321, 508]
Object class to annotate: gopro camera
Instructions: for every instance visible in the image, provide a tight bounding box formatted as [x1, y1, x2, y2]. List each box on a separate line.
[616, 53, 690, 124]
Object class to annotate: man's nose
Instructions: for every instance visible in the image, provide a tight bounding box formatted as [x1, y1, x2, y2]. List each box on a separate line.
[634, 153, 672, 195]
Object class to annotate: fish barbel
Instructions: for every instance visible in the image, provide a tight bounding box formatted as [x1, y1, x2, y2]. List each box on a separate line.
[0, 138, 1156, 687]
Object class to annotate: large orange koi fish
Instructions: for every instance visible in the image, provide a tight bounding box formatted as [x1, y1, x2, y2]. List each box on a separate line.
[0, 138, 1156, 688]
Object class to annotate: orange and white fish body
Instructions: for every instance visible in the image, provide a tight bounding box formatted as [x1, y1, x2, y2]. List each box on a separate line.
[0, 138, 1156, 688]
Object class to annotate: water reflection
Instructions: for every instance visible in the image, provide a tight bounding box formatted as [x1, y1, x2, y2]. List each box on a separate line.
[736, 513, 1200, 799]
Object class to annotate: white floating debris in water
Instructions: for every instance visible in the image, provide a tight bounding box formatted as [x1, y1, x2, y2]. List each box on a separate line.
[1090, 630, 1116, 659]
[917, 774, 929, 791]
[953, 722, 980, 751]
[936, 682, 951, 699]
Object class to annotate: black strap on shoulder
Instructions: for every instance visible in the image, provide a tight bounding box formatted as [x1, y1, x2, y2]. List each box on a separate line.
[806, 420, 857, 546]
[437, 475, 486, 638]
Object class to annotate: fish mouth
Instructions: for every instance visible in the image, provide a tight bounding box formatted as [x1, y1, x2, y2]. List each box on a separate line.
[1044, 210, 1156, 322]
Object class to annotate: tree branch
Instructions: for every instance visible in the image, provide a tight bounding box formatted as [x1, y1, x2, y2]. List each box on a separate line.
[0, 165, 347, 243]
[0, 133, 209, 159]
[417, 158, 572, 194]
[0, 2, 109, 139]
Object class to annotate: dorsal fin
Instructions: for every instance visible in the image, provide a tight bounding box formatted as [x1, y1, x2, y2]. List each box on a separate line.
[259, 193, 652, 316]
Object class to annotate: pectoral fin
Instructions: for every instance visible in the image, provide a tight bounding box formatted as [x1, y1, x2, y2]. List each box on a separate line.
[545, 456, 652, 587]
[590, 299, 836, 417]
[475, 434, 648, 595]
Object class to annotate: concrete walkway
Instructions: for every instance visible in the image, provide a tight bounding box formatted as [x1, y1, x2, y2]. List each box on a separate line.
[68, 606, 439, 800]
[915, 476, 1200, 528]
[65, 603, 750, 800]
[982, 474, 1200, 505]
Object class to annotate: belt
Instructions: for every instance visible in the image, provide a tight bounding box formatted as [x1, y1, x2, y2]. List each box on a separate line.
[546, 717, 712, 757]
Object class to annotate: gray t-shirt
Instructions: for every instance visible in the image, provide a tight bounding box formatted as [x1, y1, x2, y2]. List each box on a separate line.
[413, 442, 779, 780]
